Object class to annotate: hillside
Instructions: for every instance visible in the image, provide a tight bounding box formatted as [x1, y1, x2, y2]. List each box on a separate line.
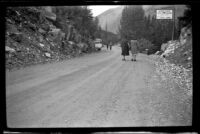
[97, 5, 187, 34]
[97, 6, 124, 34]
[6, 7, 96, 71]
[161, 24, 192, 69]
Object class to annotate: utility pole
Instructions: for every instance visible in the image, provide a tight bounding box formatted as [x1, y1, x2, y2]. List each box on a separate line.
[172, 6, 175, 41]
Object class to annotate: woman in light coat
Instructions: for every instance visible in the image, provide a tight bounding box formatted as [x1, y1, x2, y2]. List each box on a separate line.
[129, 40, 139, 61]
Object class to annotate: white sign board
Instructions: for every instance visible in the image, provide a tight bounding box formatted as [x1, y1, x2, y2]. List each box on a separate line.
[156, 10, 173, 19]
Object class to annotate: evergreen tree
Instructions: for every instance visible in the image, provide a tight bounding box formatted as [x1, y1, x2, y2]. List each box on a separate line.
[120, 6, 145, 40]
[178, 5, 192, 34]
[52, 6, 100, 43]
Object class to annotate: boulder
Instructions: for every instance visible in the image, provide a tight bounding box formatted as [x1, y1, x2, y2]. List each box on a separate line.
[60, 32, 65, 40]
[38, 28, 46, 34]
[49, 29, 65, 46]
[187, 57, 191, 61]
[27, 22, 37, 31]
[26, 48, 30, 51]
[68, 41, 75, 45]
[50, 42, 55, 46]
[155, 51, 160, 55]
[180, 25, 192, 45]
[39, 43, 45, 47]
[45, 13, 56, 21]
[38, 35, 44, 42]
[6, 46, 15, 53]
[42, 6, 56, 21]
[10, 32, 24, 43]
[45, 52, 51, 58]
[7, 23, 19, 34]
[6, 18, 13, 24]
[161, 43, 169, 52]
[49, 28, 61, 35]
[161, 40, 182, 58]
[41, 24, 50, 32]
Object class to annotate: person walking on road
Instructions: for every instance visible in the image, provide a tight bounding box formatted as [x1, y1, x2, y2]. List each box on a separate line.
[129, 40, 139, 61]
[106, 43, 109, 50]
[109, 42, 112, 50]
[121, 39, 129, 61]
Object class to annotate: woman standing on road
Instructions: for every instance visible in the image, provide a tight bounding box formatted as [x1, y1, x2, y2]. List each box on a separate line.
[129, 40, 139, 61]
[121, 39, 129, 61]
[109, 42, 112, 50]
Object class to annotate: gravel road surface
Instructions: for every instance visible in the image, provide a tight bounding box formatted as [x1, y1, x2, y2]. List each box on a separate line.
[6, 46, 192, 127]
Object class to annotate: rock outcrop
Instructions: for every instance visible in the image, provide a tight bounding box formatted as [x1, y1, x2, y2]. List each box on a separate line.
[5, 7, 95, 71]
[160, 24, 192, 69]
[152, 24, 192, 95]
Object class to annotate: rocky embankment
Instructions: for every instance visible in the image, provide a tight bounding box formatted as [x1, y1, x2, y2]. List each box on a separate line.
[153, 24, 192, 95]
[6, 7, 95, 71]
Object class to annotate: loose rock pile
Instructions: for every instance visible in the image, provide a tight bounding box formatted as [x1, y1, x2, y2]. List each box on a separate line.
[152, 25, 192, 96]
[155, 57, 192, 96]
[161, 40, 181, 57]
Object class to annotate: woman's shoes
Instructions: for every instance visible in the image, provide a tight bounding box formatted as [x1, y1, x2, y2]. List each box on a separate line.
[131, 59, 136, 61]
[122, 59, 136, 61]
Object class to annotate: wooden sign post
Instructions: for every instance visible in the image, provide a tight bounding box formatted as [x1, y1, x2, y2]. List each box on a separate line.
[156, 8, 175, 41]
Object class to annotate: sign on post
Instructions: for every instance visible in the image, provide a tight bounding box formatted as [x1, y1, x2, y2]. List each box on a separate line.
[156, 10, 173, 19]
[156, 9, 175, 40]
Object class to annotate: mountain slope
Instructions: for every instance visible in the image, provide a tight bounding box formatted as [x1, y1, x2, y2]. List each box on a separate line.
[97, 5, 187, 34]
[97, 6, 124, 34]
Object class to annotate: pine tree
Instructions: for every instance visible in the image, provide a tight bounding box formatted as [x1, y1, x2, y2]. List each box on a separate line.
[52, 6, 99, 43]
[178, 5, 192, 34]
[120, 6, 145, 40]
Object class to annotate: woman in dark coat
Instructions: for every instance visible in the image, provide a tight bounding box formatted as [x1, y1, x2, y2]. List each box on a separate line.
[121, 39, 129, 61]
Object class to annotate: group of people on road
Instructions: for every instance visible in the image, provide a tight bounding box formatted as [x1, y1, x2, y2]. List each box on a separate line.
[105, 39, 139, 61]
[121, 38, 139, 61]
[106, 42, 112, 50]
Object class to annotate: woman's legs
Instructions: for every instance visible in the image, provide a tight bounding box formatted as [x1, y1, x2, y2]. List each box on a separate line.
[131, 53, 133, 61]
[122, 55, 125, 61]
[131, 54, 137, 61]
[133, 54, 137, 61]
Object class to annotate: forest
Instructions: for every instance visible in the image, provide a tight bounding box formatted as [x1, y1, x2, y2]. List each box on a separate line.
[119, 5, 191, 54]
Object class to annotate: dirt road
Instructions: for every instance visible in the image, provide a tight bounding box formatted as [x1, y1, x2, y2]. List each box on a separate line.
[6, 46, 192, 127]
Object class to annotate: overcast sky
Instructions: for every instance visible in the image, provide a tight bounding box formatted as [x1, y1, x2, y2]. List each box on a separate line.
[88, 6, 120, 17]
